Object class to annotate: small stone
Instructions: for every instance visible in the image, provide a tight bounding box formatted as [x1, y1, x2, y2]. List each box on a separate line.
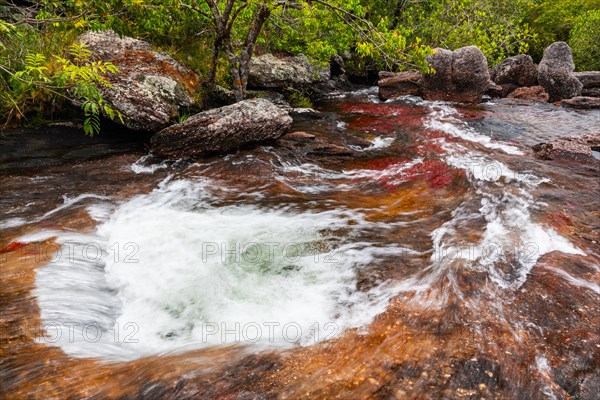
[507, 86, 550, 102]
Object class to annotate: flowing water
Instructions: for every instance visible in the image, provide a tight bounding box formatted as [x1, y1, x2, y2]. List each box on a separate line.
[1, 90, 599, 399]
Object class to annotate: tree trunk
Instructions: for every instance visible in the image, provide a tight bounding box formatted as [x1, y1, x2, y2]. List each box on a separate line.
[207, 38, 222, 90]
[228, 3, 271, 101]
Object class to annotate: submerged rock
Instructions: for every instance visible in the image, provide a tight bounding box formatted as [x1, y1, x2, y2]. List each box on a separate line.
[533, 132, 600, 160]
[507, 86, 550, 102]
[248, 53, 329, 89]
[421, 46, 493, 103]
[150, 99, 292, 159]
[561, 96, 600, 109]
[538, 42, 583, 102]
[78, 30, 200, 132]
[491, 54, 538, 87]
[276, 130, 357, 159]
[378, 71, 421, 100]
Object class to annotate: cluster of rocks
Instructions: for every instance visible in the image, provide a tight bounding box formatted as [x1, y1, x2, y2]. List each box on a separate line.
[76, 30, 329, 160]
[379, 46, 496, 104]
[76, 30, 599, 162]
[378, 42, 600, 109]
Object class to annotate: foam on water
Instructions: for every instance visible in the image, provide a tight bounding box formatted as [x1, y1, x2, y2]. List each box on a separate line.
[398, 103, 584, 302]
[425, 104, 523, 155]
[1, 194, 110, 230]
[363, 136, 395, 150]
[130, 155, 169, 174]
[33, 179, 404, 360]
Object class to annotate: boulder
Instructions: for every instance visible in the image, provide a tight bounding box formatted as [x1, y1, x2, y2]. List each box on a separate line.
[507, 86, 550, 102]
[538, 42, 583, 102]
[491, 54, 538, 87]
[560, 96, 600, 109]
[77, 30, 199, 132]
[150, 99, 292, 159]
[378, 71, 421, 100]
[573, 71, 600, 88]
[421, 46, 493, 103]
[248, 54, 329, 89]
[533, 132, 600, 160]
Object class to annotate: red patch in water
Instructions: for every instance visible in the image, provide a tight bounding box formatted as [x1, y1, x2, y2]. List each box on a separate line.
[2, 242, 27, 253]
[401, 159, 457, 189]
[357, 158, 459, 189]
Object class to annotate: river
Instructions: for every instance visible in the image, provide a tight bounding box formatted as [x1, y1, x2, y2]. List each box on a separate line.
[1, 89, 599, 399]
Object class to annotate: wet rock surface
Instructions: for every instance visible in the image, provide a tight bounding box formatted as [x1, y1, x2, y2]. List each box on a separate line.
[150, 98, 292, 159]
[533, 132, 600, 160]
[538, 42, 583, 102]
[561, 96, 600, 109]
[276, 130, 358, 159]
[78, 30, 200, 132]
[421, 46, 494, 103]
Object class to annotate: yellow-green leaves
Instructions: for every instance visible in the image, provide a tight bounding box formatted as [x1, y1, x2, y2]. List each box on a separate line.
[5, 42, 120, 135]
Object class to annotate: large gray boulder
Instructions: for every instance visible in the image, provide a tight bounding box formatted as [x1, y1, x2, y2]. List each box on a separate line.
[150, 99, 293, 159]
[538, 42, 583, 102]
[421, 46, 493, 103]
[248, 53, 329, 89]
[77, 30, 200, 131]
[491, 54, 538, 87]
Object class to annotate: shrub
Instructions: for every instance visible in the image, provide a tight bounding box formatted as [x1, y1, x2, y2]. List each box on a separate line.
[569, 9, 600, 70]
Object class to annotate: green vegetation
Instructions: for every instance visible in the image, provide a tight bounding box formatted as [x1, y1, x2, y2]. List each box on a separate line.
[569, 9, 600, 70]
[1, 0, 598, 131]
[0, 18, 122, 134]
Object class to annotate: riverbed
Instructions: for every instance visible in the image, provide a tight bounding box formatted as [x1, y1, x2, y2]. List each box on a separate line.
[1, 89, 599, 399]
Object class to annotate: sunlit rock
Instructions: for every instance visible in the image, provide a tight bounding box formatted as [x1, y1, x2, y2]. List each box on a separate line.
[77, 30, 200, 132]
